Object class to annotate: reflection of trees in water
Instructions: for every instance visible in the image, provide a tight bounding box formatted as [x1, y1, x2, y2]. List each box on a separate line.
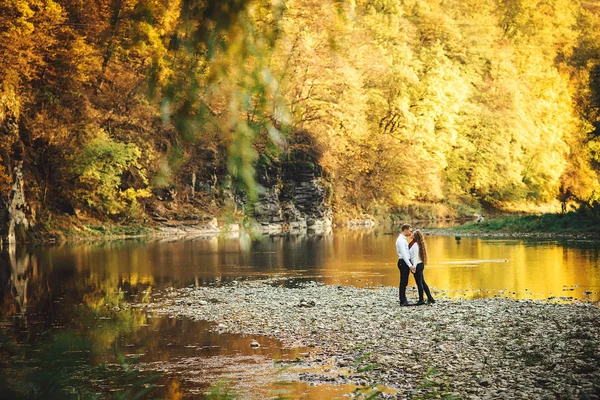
[0, 245, 163, 398]
[558, 240, 600, 257]
[0, 245, 34, 318]
[0, 240, 274, 399]
[518, 238, 600, 262]
[244, 233, 332, 272]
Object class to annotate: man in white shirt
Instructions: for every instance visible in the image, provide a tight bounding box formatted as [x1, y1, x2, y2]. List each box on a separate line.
[396, 223, 416, 306]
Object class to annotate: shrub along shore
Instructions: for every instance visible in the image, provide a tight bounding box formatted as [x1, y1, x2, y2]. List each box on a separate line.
[134, 280, 600, 399]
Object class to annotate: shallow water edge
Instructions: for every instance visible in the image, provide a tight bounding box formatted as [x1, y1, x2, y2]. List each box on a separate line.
[133, 280, 600, 399]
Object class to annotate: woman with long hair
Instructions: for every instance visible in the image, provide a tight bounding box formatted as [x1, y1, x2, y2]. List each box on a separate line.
[409, 230, 435, 305]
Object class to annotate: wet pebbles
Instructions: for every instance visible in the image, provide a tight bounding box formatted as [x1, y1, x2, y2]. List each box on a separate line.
[137, 281, 600, 399]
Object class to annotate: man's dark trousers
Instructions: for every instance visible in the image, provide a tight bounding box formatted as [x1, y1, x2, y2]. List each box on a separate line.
[398, 258, 410, 304]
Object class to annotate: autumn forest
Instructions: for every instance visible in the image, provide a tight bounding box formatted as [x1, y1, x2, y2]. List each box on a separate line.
[2, 0, 600, 230]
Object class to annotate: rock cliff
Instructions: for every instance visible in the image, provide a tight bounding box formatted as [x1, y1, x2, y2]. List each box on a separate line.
[251, 162, 332, 234]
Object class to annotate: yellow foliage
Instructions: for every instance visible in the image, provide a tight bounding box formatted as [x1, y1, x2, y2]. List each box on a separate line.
[0, 164, 11, 193]
[1, 0, 600, 220]
[72, 129, 151, 215]
[121, 188, 152, 202]
[166, 379, 184, 400]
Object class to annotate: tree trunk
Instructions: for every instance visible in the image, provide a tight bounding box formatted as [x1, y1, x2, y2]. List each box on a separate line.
[0, 161, 32, 246]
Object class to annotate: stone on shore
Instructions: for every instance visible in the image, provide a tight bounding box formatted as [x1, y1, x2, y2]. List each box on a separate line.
[136, 280, 600, 399]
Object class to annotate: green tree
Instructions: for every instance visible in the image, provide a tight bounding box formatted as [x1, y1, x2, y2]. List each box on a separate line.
[71, 129, 150, 215]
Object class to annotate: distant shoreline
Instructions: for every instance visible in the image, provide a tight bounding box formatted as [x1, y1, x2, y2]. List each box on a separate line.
[422, 213, 600, 240]
[423, 228, 600, 240]
[15, 212, 600, 245]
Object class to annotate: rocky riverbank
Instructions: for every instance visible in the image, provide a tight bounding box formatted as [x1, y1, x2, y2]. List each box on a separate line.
[135, 280, 600, 399]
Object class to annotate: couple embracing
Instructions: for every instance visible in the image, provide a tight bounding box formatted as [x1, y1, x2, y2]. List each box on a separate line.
[396, 224, 435, 306]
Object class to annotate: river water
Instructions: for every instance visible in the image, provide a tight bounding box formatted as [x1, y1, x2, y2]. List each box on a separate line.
[1, 230, 599, 398]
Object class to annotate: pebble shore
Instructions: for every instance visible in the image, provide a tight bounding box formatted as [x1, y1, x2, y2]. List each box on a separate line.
[137, 280, 600, 399]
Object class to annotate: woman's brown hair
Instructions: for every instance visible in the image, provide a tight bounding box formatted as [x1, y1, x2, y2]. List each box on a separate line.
[413, 230, 428, 264]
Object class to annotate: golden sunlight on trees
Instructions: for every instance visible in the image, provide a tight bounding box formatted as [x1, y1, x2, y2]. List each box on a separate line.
[70, 129, 150, 216]
[267, 0, 600, 215]
[1, 0, 600, 223]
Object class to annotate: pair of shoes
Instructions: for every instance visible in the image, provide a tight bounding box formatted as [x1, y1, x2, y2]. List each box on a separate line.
[416, 300, 426, 306]
[427, 299, 435, 304]
[400, 302, 410, 306]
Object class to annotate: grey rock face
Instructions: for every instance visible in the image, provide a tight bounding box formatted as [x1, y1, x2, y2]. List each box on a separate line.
[252, 163, 332, 234]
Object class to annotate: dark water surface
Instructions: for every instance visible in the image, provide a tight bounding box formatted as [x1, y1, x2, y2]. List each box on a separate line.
[1, 230, 599, 398]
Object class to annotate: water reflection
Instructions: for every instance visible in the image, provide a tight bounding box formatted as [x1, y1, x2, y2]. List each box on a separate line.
[1, 231, 599, 398]
[422, 236, 600, 301]
[0, 239, 361, 399]
[3, 232, 598, 302]
[0, 245, 32, 317]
